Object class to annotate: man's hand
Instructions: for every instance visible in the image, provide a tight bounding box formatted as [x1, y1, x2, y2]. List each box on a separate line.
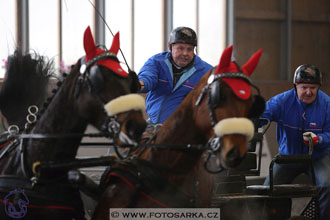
[303, 132, 319, 147]
[139, 80, 144, 91]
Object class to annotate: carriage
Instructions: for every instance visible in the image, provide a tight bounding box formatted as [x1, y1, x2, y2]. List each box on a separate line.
[0, 28, 319, 220]
[210, 118, 319, 220]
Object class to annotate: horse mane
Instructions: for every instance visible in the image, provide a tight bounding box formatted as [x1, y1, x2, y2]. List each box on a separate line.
[0, 48, 55, 127]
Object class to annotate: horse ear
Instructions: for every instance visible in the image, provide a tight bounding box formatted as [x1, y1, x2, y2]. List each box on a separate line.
[83, 26, 96, 56]
[242, 49, 262, 76]
[109, 32, 120, 55]
[215, 45, 233, 74]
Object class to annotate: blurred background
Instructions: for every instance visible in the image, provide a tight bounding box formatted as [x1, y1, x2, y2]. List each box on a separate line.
[2, 0, 329, 82]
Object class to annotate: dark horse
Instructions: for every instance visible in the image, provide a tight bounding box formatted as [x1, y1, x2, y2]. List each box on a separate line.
[92, 45, 266, 219]
[0, 26, 146, 220]
[0, 49, 54, 132]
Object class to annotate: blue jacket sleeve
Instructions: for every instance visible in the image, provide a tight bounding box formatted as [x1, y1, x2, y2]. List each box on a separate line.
[261, 95, 282, 123]
[138, 56, 160, 93]
[316, 96, 330, 150]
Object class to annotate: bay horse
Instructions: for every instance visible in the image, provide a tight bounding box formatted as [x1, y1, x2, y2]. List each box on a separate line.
[92, 45, 266, 219]
[0, 48, 54, 132]
[0, 26, 146, 220]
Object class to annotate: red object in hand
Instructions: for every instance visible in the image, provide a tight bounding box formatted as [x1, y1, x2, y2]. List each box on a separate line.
[303, 132, 319, 147]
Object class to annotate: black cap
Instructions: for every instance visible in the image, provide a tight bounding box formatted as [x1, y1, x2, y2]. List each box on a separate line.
[293, 64, 322, 85]
[168, 27, 197, 46]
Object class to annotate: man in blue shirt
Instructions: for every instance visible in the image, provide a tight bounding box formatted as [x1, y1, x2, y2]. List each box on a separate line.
[138, 27, 212, 124]
[262, 64, 330, 220]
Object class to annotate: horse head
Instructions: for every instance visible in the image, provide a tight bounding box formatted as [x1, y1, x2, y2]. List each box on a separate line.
[90, 45, 266, 212]
[194, 45, 265, 169]
[0, 27, 147, 220]
[76, 26, 146, 146]
[19, 26, 146, 174]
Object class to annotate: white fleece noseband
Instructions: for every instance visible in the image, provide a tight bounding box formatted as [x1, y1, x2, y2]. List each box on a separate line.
[104, 94, 145, 116]
[213, 117, 254, 141]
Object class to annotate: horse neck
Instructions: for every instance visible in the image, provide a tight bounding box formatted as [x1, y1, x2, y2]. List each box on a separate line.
[25, 70, 89, 168]
[35, 73, 87, 134]
[157, 93, 207, 145]
[138, 76, 215, 205]
[140, 92, 206, 182]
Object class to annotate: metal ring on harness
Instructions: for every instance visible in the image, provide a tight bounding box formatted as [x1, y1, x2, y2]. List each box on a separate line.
[203, 135, 225, 174]
[32, 161, 41, 175]
[26, 114, 37, 124]
[107, 118, 121, 136]
[28, 105, 39, 115]
[204, 152, 225, 174]
[25, 105, 39, 129]
[8, 125, 20, 136]
[208, 136, 221, 152]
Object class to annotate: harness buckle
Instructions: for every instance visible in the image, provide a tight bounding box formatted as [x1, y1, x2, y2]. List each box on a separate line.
[107, 118, 121, 136]
[8, 125, 20, 136]
[208, 136, 221, 152]
[30, 176, 39, 188]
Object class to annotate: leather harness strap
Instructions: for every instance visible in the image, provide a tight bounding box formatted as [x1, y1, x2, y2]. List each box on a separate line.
[0, 176, 34, 189]
[104, 159, 196, 208]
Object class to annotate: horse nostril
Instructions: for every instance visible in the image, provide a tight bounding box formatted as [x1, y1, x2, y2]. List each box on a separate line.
[125, 120, 147, 141]
[225, 146, 243, 167]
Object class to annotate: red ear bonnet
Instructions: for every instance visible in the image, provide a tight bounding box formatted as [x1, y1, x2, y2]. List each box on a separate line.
[214, 45, 262, 100]
[83, 26, 128, 77]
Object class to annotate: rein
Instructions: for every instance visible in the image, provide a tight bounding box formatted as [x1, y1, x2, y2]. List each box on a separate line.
[0, 134, 219, 173]
[87, 0, 132, 72]
[18, 131, 113, 140]
[136, 142, 211, 151]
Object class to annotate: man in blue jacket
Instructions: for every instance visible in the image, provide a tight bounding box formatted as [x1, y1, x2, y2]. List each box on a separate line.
[261, 64, 330, 220]
[138, 26, 212, 124]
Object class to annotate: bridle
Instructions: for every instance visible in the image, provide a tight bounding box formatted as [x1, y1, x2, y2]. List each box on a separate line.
[195, 67, 260, 173]
[195, 67, 260, 126]
[76, 50, 120, 102]
[76, 50, 134, 143]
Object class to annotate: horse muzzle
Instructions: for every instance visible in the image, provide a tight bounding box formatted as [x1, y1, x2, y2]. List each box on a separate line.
[213, 117, 254, 168]
[104, 94, 147, 146]
[220, 145, 246, 168]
